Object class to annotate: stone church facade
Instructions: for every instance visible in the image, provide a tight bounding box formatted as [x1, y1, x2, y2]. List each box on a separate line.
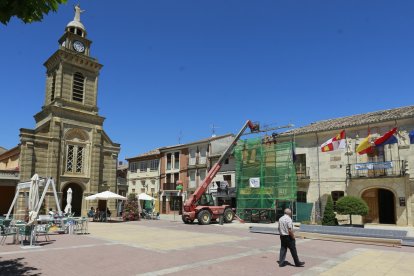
[13, 7, 120, 217]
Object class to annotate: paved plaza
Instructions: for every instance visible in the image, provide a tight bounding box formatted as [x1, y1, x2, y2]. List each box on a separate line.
[1, 218, 414, 276]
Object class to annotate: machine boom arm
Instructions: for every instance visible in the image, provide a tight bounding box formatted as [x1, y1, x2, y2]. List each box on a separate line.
[183, 120, 259, 209]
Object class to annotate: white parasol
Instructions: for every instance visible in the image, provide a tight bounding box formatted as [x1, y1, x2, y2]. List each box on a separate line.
[85, 191, 126, 221]
[85, 191, 127, 201]
[137, 193, 154, 216]
[137, 193, 154, 201]
[27, 174, 40, 225]
[64, 188, 73, 214]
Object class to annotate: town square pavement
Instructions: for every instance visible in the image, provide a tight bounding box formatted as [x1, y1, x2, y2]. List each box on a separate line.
[1, 217, 414, 275]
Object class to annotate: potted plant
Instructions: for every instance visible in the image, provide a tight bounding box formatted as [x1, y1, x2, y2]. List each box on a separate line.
[336, 196, 368, 226]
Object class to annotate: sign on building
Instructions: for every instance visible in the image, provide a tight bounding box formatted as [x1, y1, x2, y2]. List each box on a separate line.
[354, 161, 393, 170]
[249, 177, 260, 188]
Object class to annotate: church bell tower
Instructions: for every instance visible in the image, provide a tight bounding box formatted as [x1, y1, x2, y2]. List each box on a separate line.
[42, 4, 102, 114]
[18, 5, 120, 218]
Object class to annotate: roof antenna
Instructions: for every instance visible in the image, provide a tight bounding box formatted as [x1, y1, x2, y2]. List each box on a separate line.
[178, 130, 183, 144]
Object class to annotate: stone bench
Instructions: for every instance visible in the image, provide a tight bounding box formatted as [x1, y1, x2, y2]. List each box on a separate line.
[299, 224, 407, 239]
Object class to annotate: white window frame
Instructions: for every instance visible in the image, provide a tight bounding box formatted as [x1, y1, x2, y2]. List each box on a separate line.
[189, 148, 196, 166]
[166, 151, 180, 171]
[189, 170, 196, 188]
[199, 169, 206, 186]
[174, 152, 180, 170]
[140, 161, 147, 172]
[199, 146, 207, 164]
[150, 159, 159, 171]
[129, 162, 138, 172]
[166, 153, 172, 170]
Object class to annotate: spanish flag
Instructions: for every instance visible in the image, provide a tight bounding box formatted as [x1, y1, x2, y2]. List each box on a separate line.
[374, 127, 397, 147]
[356, 134, 373, 155]
[321, 130, 346, 152]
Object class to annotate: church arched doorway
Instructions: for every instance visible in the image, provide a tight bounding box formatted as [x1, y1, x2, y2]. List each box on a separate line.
[362, 188, 395, 224]
[62, 183, 83, 216]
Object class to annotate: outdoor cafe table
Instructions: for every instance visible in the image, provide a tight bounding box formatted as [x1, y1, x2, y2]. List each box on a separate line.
[49, 217, 88, 234]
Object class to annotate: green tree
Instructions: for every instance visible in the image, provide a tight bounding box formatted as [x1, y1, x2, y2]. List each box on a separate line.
[336, 196, 368, 225]
[322, 195, 337, 226]
[122, 193, 140, 221]
[0, 0, 67, 25]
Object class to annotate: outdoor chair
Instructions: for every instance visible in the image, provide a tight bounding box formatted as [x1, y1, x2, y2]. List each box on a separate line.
[17, 224, 33, 245]
[75, 217, 88, 234]
[153, 212, 160, 220]
[64, 218, 76, 234]
[72, 219, 81, 234]
[1, 224, 17, 245]
[2, 219, 12, 228]
[141, 210, 152, 220]
[36, 223, 52, 242]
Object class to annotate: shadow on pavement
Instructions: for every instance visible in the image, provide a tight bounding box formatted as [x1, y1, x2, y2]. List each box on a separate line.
[0, 257, 41, 276]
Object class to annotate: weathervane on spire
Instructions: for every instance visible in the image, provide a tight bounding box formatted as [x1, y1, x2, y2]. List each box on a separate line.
[74, 4, 85, 22]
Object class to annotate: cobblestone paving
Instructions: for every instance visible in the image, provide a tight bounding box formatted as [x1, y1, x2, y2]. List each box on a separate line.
[88, 222, 250, 252]
[0, 219, 413, 276]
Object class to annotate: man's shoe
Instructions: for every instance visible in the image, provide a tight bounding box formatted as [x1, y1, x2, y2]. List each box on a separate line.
[278, 261, 287, 267]
[295, 261, 305, 267]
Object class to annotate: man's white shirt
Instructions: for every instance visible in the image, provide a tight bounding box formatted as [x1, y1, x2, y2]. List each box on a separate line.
[278, 214, 293, 236]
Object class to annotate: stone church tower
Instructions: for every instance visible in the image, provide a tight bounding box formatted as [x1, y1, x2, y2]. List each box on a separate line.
[18, 6, 120, 217]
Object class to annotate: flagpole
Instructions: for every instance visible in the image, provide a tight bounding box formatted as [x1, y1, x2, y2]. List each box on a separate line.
[354, 132, 358, 164]
[394, 120, 401, 162]
[345, 130, 350, 188]
[315, 132, 322, 222]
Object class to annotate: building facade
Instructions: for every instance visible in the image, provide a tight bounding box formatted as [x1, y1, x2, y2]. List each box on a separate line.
[277, 105, 414, 226]
[207, 136, 237, 207]
[158, 134, 233, 214]
[0, 146, 20, 215]
[5, 6, 120, 218]
[159, 145, 188, 215]
[117, 162, 128, 198]
[126, 149, 161, 212]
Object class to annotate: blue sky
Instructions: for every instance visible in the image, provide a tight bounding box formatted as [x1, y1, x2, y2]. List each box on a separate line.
[1, 0, 413, 160]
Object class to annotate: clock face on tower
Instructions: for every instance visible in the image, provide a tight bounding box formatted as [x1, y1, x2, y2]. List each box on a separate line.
[73, 41, 85, 53]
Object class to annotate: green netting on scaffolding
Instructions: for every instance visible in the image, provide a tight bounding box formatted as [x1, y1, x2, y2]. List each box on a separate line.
[235, 137, 297, 219]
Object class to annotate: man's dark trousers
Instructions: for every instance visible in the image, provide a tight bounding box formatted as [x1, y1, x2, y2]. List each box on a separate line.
[279, 235, 300, 265]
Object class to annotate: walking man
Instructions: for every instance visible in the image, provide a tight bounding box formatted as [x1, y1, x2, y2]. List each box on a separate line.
[278, 208, 305, 267]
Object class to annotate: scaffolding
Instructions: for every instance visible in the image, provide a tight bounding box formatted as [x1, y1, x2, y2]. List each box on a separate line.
[235, 138, 297, 222]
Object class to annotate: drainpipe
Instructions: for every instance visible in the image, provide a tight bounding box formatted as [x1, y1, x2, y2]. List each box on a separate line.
[345, 130, 350, 190]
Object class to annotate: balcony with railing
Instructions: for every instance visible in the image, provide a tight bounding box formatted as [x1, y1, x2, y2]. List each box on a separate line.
[188, 156, 207, 168]
[117, 177, 127, 186]
[296, 166, 310, 180]
[347, 160, 406, 178]
[163, 182, 177, 190]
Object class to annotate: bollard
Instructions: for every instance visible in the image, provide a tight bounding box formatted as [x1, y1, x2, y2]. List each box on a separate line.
[219, 215, 223, 225]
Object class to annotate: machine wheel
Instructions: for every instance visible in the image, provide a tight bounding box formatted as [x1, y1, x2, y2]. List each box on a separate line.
[223, 209, 234, 223]
[197, 210, 212, 225]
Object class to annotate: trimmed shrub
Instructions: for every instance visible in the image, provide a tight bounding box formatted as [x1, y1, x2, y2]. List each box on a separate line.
[336, 196, 368, 225]
[322, 195, 337, 226]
